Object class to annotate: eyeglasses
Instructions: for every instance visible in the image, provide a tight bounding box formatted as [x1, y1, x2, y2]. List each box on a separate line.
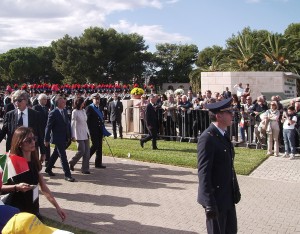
[23, 136, 38, 144]
[14, 98, 24, 103]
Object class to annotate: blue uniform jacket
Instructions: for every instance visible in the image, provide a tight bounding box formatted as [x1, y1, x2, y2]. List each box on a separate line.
[197, 123, 240, 211]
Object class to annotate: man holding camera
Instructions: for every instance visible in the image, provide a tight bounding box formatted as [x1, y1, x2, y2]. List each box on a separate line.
[281, 105, 297, 160]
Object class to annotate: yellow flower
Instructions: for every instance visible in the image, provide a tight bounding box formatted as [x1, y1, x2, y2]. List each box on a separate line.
[130, 88, 144, 95]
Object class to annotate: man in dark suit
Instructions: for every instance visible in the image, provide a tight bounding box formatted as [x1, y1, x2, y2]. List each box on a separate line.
[44, 95, 75, 182]
[0, 90, 45, 161]
[3, 96, 15, 117]
[197, 98, 241, 234]
[32, 93, 50, 166]
[222, 87, 232, 99]
[86, 93, 106, 168]
[140, 94, 159, 150]
[108, 93, 123, 139]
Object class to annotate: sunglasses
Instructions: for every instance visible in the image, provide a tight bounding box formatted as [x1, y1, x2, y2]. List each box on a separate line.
[14, 98, 24, 103]
[23, 136, 38, 144]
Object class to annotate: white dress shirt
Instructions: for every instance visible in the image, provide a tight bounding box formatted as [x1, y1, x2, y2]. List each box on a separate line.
[17, 108, 28, 127]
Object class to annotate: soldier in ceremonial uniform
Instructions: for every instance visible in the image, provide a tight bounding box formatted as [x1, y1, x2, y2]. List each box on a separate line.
[86, 93, 108, 168]
[197, 98, 241, 234]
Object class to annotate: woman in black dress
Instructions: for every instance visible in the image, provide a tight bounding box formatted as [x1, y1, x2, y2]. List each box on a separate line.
[7, 127, 66, 221]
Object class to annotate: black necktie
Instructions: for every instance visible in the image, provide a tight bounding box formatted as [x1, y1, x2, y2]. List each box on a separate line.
[17, 112, 23, 126]
[224, 131, 231, 143]
[61, 110, 66, 122]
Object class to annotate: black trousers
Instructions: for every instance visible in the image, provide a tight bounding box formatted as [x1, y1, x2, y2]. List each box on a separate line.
[112, 119, 123, 138]
[90, 134, 103, 166]
[141, 127, 158, 149]
[46, 141, 72, 177]
[45, 144, 51, 162]
[206, 206, 237, 234]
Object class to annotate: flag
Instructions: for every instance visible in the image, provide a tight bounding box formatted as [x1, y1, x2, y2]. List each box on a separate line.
[0, 154, 29, 184]
[0, 153, 7, 174]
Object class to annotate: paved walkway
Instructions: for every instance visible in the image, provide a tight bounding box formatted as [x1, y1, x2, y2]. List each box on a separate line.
[1, 140, 300, 233]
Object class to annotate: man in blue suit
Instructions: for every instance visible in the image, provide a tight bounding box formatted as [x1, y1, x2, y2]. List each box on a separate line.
[44, 95, 75, 182]
[197, 98, 240, 234]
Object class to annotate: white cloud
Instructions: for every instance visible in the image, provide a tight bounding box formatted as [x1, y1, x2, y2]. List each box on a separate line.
[111, 20, 191, 45]
[0, 0, 175, 53]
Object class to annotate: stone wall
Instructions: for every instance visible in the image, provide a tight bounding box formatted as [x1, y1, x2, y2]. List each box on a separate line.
[121, 99, 142, 137]
[201, 71, 300, 100]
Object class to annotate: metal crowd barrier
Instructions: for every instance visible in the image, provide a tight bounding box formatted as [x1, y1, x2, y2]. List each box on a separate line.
[119, 106, 299, 152]
[123, 107, 211, 142]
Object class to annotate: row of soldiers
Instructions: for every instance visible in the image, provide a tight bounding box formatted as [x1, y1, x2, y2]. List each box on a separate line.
[0, 88, 132, 121]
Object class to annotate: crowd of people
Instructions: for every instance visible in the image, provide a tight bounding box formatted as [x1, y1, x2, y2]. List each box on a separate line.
[0, 85, 116, 230]
[0, 81, 298, 232]
[1, 82, 300, 157]
[135, 83, 300, 159]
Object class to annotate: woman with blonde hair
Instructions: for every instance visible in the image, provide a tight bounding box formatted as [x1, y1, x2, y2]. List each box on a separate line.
[4, 127, 66, 221]
[265, 101, 280, 156]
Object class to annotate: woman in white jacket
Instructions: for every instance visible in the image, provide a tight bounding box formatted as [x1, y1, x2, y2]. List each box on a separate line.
[265, 101, 280, 157]
[69, 97, 91, 174]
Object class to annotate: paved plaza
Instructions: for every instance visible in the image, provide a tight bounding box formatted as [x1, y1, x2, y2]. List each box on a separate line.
[1, 140, 299, 233]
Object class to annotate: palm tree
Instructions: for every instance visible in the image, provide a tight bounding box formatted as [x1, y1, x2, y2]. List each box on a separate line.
[261, 34, 300, 73]
[222, 34, 263, 71]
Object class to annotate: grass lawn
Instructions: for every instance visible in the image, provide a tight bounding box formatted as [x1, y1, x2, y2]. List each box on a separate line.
[68, 137, 268, 176]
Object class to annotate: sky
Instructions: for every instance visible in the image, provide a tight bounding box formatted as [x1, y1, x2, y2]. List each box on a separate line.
[0, 0, 299, 54]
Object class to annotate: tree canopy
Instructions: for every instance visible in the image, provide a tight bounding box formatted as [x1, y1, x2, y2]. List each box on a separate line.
[0, 24, 299, 93]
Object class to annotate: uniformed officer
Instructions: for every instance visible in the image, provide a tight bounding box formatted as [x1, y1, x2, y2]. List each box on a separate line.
[86, 93, 107, 168]
[197, 98, 241, 234]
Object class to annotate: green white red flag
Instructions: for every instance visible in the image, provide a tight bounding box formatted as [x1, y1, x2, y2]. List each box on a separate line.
[0, 154, 29, 184]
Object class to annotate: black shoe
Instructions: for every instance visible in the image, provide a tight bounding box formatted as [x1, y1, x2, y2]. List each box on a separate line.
[153, 147, 158, 150]
[120, 136, 123, 139]
[45, 169, 56, 176]
[95, 165, 106, 169]
[64, 176, 75, 182]
[69, 163, 74, 171]
[140, 140, 144, 148]
[82, 171, 91, 174]
[114, 136, 117, 139]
